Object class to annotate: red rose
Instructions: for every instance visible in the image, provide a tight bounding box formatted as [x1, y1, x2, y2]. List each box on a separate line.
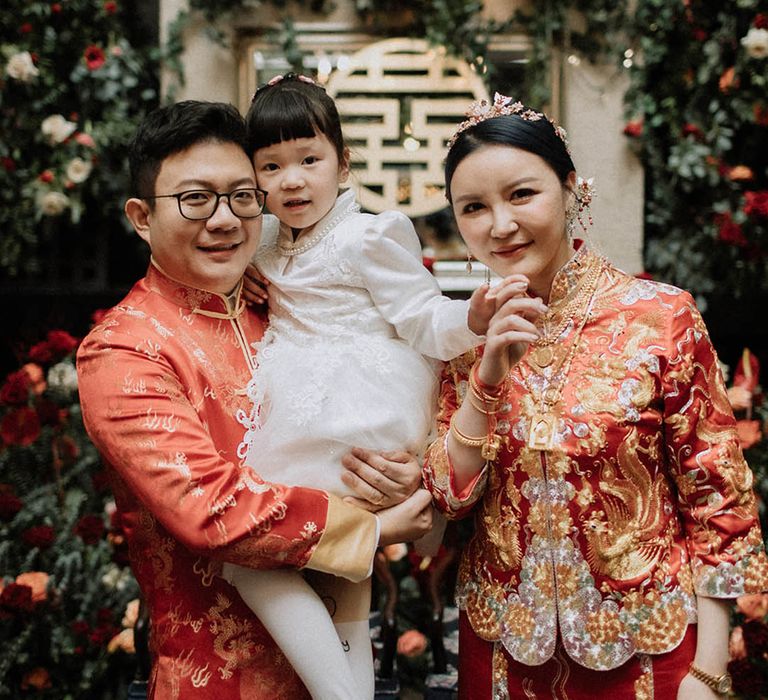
[104, 0, 117, 13]
[1, 406, 41, 446]
[22, 525, 56, 549]
[90, 308, 110, 326]
[71, 619, 90, 637]
[0, 490, 23, 521]
[46, 330, 78, 357]
[74, 514, 105, 544]
[19, 22, 33, 34]
[0, 369, 31, 405]
[681, 123, 704, 140]
[1, 157, 15, 172]
[692, 28, 708, 41]
[38, 170, 54, 183]
[744, 190, 768, 218]
[728, 657, 768, 696]
[754, 103, 768, 126]
[75, 132, 96, 148]
[714, 213, 747, 247]
[84, 45, 106, 71]
[623, 120, 643, 138]
[755, 13, 768, 29]
[0, 583, 34, 613]
[51, 2, 62, 12]
[35, 398, 66, 427]
[742, 619, 768, 655]
[28, 341, 53, 364]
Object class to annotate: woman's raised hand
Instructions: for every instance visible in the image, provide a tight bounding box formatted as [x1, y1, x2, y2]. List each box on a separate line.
[478, 274, 546, 386]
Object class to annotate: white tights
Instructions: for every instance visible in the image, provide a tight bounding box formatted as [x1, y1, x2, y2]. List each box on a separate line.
[221, 564, 373, 700]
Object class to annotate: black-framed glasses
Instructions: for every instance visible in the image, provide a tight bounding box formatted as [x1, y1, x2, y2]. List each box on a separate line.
[146, 188, 267, 220]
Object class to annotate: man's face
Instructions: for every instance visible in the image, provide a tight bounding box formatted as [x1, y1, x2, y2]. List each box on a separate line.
[130, 140, 262, 295]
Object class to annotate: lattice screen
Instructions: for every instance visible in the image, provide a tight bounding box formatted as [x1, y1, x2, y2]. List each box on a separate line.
[326, 38, 489, 217]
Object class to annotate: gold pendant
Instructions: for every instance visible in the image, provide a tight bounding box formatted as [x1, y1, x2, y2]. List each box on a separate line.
[527, 412, 557, 451]
[481, 434, 501, 462]
[532, 345, 554, 368]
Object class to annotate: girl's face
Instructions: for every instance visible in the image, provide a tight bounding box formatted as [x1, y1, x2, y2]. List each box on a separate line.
[449, 144, 575, 301]
[253, 131, 349, 236]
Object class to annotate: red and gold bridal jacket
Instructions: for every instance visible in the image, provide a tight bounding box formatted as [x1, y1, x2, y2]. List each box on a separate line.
[77, 262, 378, 699]
[423, 247, 768, 672]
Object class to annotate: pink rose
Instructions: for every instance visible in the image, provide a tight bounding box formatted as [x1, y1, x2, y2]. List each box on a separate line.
[737, 593, 768, 621]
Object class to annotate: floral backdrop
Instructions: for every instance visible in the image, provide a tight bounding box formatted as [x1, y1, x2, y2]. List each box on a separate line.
[2, 0, 768, 698]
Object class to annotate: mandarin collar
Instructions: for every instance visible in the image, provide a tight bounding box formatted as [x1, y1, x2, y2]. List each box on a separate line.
[146, 259, 246, 319]
[277, 188, 360, 256]
[546, 240, 603, 307]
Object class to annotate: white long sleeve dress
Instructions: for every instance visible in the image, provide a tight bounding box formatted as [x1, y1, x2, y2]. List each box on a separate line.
[229, 189, 480, 699]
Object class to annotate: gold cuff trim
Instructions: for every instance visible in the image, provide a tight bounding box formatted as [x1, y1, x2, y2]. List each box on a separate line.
[304, 494, 377, 583]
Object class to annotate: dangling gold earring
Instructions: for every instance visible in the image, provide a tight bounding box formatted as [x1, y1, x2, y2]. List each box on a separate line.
[466, 250, 473, 274]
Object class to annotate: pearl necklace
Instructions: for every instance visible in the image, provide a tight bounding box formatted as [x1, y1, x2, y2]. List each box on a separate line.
[278, 199, 359, 257]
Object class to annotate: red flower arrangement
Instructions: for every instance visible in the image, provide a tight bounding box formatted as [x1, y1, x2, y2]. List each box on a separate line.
[715, 212, 748, 247]
[0, 325, 140, 695]
[744, 190, 768, 218]
[623, 119, 643, 138]
[83, 44, 106, 71]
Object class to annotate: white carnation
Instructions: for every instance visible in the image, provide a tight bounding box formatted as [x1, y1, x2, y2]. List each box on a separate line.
[5, 51, 39, 82]
[66, 157, 92, 184]
[38, 191, 71, 216]
[47, 360, 79, 394]
[41, 114, 77, 144]
[741, 27, 768, 59]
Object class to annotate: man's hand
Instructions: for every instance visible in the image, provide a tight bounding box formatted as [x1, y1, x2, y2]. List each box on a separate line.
[341, 447, 421, 511]
[242, 262, 269, 305]
[377, 489, 434, 547]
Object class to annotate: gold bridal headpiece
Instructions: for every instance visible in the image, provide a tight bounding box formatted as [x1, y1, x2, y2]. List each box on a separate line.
[448, 93, 570, 150]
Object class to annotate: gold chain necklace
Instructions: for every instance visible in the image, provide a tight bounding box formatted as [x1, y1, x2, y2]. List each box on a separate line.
[530, 256, 604, 369]
[521, 260, 603, 450]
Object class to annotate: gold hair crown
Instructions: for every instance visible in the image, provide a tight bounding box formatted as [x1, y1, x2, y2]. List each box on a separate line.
[448, 93, 570, 151]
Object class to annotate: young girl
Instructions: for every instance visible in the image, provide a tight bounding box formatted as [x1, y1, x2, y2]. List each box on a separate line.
[223, 74, 532, 699]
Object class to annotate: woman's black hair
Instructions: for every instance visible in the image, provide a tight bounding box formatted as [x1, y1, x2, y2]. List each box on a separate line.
[245, 74, 345, 160]
[444, 115, 575, 201]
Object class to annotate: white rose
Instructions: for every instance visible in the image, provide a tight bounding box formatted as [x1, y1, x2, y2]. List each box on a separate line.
[39, 191, 71, 216]
[41, 114, 77, 144]
[66, 157, 92, 184]
[5, 51, 39, 82]
[741, 27, 768, 58]
[47, 359, 79, 393]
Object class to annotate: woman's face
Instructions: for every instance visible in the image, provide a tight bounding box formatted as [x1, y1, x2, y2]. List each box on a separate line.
[450, 144, 575, 301]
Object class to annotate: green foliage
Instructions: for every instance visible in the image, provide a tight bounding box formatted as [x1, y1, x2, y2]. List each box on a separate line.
[0, 0, 159, 278]
[624, 2, 768, 312]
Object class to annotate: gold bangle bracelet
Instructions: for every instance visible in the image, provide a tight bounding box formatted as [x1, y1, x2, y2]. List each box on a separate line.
[466, 390, 497, 415]
[449, 418, 487, 448]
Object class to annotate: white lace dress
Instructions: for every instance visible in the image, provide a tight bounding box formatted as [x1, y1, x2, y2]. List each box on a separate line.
[238, 189, 481, 495]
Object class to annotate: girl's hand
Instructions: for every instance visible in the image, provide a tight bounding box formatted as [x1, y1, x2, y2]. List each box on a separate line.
[478, 281, 546, 386]
[376, 489, 434, 546]
[341, 448, 421, 511]
[242, 263, 269, 305]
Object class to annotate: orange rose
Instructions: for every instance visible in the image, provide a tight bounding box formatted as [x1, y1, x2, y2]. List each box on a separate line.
[21, 363, 46, 395]
[728, 165, 755, 181]
[729, 626, 747, 660]
[736, 593, 768, 621]
[719, 66, 739, 93]
[396, 629, 428, 657]
[382, 543, 408, 561]
[15, 571, 49, 603]
[736, 419, 761, 450]
[21, 667, 51, 690]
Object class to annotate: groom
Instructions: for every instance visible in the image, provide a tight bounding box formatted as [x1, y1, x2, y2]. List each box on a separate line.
[77, 100, 432, 699]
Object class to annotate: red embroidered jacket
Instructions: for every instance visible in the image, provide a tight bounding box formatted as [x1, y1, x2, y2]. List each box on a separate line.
[424, 248, 768, 671]
[77, 263, 377, 698]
